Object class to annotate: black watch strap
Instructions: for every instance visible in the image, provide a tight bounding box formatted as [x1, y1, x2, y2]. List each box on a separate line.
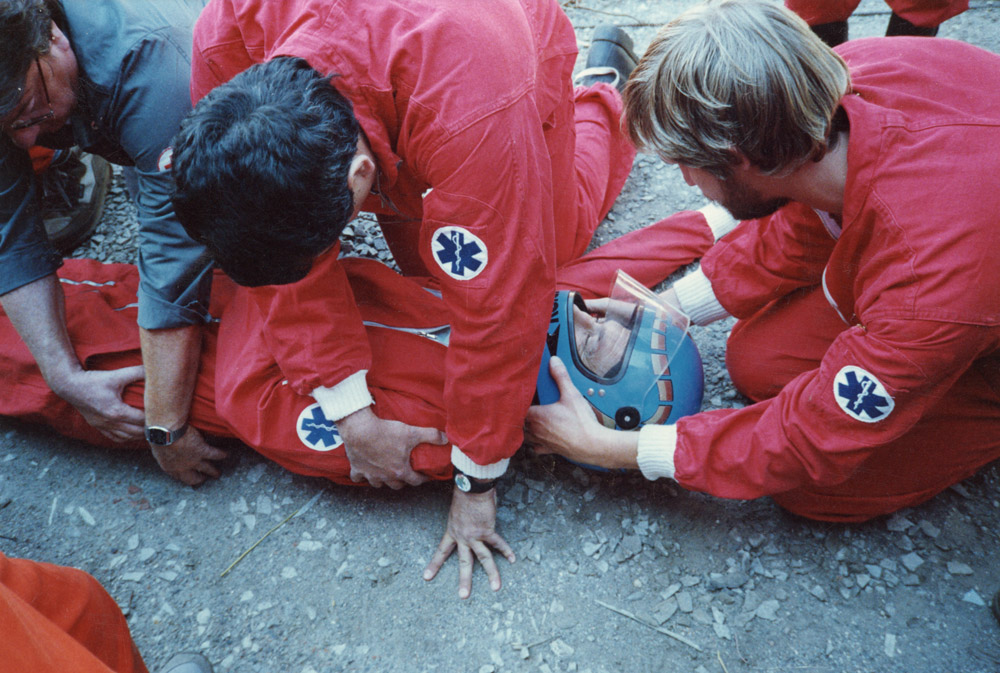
[145, 422, 189, 447]
[454, 469, 496, 493]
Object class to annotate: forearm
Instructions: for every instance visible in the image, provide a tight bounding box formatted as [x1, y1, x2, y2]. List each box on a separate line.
[0, 274, 83, 389]
[139, 325, 202, 429]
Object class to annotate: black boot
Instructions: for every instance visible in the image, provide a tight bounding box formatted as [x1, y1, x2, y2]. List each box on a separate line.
[886, 12, 939, 37]
[811, 20, 848, 48]
[574, 25, 639, 93]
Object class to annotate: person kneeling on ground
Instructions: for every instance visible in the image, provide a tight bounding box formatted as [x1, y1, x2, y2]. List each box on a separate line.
[526, 0, 1000, 523]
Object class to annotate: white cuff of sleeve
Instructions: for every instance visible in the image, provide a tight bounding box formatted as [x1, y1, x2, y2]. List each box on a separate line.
[451, 445, 509, 480]
[636, 424, 678, 481]
[698, 203, 739, 240]
[312, 370, 374, 421]
[673, 268, 730, 326]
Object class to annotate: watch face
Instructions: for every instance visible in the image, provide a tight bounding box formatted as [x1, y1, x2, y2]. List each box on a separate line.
[454, 473, 472, 492]
[146, 427, 170, 445]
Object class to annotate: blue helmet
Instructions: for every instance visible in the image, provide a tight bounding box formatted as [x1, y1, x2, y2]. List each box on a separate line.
[535, 272, 704, 430]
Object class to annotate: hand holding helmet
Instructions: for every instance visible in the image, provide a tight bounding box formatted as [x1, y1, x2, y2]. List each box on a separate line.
[526, 270, 705, 470]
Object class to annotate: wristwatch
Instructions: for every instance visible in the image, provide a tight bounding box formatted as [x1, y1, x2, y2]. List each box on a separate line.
[144, 422, 189, 447]
[454, 469, 496, 494]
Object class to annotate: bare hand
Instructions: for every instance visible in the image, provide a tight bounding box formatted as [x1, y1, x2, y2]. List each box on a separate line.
[56, 366, 147, 442]
[423, 487, 515, 599]
[524, 356, 636, 470]
[150, 426, 229, 486]
[337, 406, 448, 489]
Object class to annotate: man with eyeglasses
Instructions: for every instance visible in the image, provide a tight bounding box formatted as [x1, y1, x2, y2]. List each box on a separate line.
[0, 0, 227, 488]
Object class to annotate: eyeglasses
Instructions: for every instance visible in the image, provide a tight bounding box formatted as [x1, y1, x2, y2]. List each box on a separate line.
[7, 58, 54, 131]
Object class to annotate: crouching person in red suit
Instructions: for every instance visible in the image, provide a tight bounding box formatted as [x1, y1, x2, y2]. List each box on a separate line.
[526, 0, 1000, 523]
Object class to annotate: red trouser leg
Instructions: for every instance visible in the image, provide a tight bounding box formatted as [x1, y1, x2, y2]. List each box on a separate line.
[0, 554, 148, 673]
[556, 84, 638, 264]
[785, 0, 860, 25]
[556, 210, 715, 298]
[726, 285, 1000, 522]
[885, 0, 968, 27]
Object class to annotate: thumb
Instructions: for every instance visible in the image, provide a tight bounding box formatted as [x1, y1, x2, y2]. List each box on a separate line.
[110, 365, 146, 387]
[549, 356, 575, 395]
[417, 425, 449, 446]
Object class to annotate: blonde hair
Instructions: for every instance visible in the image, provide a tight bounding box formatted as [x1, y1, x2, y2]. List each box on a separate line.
[623, 0, 850, 177]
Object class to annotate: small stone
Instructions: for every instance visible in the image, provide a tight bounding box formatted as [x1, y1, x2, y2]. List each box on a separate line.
[918, 520, 940, 538]
[120, 572, 145, 582]
[550, 639, 574, 657]
[680, 574, 701, 587]
[281, 566, 298, 579]
[886, 514, 914, 532]
[157, 571, 178, 582]
[900, 553, 923, 572]
[298, 540, 323, 552]
[126, 534, 140, 551]
[139, 547, 156, 562]
[809, 585, 827, 601]
[582, 542, 602, 557]
[947, 561, 973, 576]
[676, 591, 694, 613]
[755, 600, 780, 621]
[197, 609, 211, 625]
[884, 633, 896, 658]
[77, 507, 96, 526]
[856, 573, 871, 588]
[962, 590, 986, 606]
[865, 564, 883, 580]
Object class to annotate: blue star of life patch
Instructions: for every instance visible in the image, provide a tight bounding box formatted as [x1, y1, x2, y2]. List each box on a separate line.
[296, 403, 343, 451]
[431, 226, 488, 280]
[833, 365, 895, 423]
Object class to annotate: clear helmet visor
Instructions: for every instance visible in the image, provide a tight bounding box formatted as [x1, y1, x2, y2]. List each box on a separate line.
[571, 270, 691, 392]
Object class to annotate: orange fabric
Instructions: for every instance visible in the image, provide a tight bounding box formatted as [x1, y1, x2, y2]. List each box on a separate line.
[0, 553, 147, 673]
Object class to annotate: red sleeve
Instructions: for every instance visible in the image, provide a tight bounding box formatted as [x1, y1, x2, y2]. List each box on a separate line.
[672, 318, 991, 499]
[420, 98, 558, 469]
[190, 0, 257, 103]
[246, 249, 372, 396]
[701, 202, 838, 319]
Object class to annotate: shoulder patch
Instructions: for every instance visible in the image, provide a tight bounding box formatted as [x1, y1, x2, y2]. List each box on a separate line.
[833, 365, 895, 423]
[431, 226, 488, 280]
[296, 403, 343, 451]
[157, 148, 173, 173]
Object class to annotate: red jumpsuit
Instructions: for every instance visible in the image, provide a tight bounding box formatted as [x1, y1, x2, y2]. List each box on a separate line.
[666, 38, 1000, 521]
[190, 0, 636, 479]
[785, 0, 967, 28]
[0, 553, 147, 673]
[0, 214, 717, 482]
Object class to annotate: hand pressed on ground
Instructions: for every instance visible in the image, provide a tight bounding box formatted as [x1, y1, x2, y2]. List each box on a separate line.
[423, 487, 515, 599]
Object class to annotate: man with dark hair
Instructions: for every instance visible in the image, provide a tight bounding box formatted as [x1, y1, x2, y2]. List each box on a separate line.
[0, 0, 227, 486]
[528, 0, 1000, 522]
[172, 0, 639, 597]
[173, 57, 361, 288]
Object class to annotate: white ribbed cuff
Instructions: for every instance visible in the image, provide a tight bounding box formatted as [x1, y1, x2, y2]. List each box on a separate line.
[451, 445, 509, 480]
[698, 202, 739, 240]
[312, 370, 374, 421]
[636, 424, 678, 481]
[673, 268, 730, 326]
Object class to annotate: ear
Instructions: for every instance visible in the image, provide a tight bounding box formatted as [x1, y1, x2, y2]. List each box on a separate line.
[346, 150, 376, 211]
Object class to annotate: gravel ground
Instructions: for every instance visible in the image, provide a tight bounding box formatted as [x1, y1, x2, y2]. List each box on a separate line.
[3, 2, 1000, 672]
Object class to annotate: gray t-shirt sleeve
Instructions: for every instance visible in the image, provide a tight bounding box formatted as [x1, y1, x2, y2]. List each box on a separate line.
[0, 144, 63, 296]
[114, 31, 213, 330]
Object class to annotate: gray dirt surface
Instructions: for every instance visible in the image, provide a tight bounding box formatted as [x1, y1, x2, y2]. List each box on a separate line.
[3, 1, 1000, 672]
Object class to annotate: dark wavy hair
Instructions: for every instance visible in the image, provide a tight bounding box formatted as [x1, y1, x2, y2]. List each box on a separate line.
[171, 56, 360, 287]
[0, 0, 61, 117]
